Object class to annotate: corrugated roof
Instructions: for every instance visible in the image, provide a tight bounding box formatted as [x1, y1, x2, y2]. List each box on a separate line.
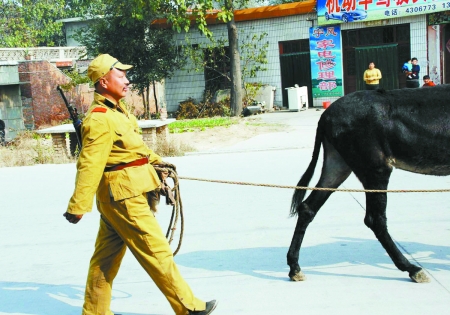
[234, 0, 316, 22]
[153, 1, 316, 27]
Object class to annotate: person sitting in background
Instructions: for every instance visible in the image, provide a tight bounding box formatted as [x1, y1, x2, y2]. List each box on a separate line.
[422, 75, 436, 87]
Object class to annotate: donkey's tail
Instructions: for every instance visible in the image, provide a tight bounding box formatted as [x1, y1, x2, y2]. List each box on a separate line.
[290, 121, 324, 216]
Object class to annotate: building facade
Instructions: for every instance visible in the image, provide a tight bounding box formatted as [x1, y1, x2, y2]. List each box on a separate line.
[0, 47, 87, 141]
[164, 1, 448, 113]
[0, 62, 25, 141]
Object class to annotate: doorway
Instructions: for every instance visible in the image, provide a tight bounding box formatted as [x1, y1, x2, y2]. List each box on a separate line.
[443, 24, 450, 83]
[355, 44, 399, 91]
[279, 39, 313, 108]
[279, 52, 313, 108]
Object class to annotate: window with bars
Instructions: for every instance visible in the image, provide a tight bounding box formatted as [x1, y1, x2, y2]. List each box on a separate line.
[342, 24, 411, 92]
[279, 39, 310, 54]
[204, 46, 231, 94]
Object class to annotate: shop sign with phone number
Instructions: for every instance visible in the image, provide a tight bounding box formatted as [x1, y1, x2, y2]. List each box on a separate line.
[317, 0, 450, 25]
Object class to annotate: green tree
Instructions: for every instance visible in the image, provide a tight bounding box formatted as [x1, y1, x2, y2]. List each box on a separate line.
[223, 0, 243, 116]
[267, 0, 298, 4]
[240, 31, 269, 101]
[78, 15, 186, 118]
[184, 29, 269, 104]
[0, 0, 102, 47]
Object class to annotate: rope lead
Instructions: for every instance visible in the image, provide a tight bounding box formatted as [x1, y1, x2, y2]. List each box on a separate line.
[179, 176, 450, 193]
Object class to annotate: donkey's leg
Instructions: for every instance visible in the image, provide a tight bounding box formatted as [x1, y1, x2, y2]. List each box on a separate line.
[288, 139, 352, 281]
[359, 169, 429, 283]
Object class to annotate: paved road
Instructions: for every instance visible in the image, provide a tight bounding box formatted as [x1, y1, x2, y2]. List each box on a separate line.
[188, 108, 324, 155]
[1, 108, 449, 315]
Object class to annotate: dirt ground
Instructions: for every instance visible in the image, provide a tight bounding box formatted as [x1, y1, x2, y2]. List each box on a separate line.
[169, 116, 289, 152]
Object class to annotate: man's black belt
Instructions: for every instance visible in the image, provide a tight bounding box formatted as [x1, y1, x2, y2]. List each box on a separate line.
[104, 157, 149, 172]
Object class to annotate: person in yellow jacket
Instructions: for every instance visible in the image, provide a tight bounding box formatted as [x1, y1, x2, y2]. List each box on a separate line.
[63, 54, 217, 315]
[363, 61, 382, 90]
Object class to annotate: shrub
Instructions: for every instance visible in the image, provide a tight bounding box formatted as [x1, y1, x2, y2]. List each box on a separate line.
[176, 98, 199, 119]
[175, 96, 231, 119]
[0, 131, 73, 167]
[153, 138, 196, 157]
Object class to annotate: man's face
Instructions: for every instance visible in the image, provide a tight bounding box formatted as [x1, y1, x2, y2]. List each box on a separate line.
[369, 63, 375, 69]
[424, 78, 430, 84]
[412, 59, 418, 65]
[101, 68, 130, 101]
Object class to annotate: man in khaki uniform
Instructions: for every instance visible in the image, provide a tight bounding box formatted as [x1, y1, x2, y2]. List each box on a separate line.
[63, 54, 217, 315]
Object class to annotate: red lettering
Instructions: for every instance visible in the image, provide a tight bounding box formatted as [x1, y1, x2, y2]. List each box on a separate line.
[376, 0, 390, 6]
[316, 39, 336, 50]
[312, 28, 325, 38]
[326, 0, 341, 13]
[358, 0, 374, 10]
[318, 81, 338, 91]
[318, 50, 336, 59]
[326, 27, 338, 36]
[316, 60, 337, 71]
[342, 0, 356, 11]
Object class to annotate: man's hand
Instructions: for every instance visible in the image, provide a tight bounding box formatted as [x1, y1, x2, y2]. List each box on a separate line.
[158, 168, 170, 181]
[63, 212, 83, 224]
[154, 161, 176, 181]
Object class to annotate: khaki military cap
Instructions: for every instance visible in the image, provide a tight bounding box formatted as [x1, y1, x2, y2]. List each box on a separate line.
[87, 54, 133, 83]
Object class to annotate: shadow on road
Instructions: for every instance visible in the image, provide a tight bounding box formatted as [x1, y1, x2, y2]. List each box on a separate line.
[0, 281, 159, 315]
[175, 237, 450, 281]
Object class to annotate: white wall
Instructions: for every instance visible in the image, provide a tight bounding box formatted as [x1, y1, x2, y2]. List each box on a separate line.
[64, 20, 94, 47]
[427, 25, 441, 84]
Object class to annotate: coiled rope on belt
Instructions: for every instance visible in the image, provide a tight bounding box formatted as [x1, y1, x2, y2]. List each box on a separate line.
[178, 176, 450, 193]
[155, 166, 184, 256]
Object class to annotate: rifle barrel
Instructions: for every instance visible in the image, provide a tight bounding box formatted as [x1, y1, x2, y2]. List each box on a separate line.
[57, 85, 82, 150]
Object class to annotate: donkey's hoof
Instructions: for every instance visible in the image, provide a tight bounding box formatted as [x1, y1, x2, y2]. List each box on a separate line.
[410, 269, 430, 283]
[290, 271, 306, 281]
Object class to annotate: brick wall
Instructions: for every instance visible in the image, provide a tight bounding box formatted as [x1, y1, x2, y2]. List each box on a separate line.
[19, 60, 72, 128]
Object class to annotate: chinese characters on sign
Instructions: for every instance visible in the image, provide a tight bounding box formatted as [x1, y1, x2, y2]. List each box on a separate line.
[317, 0, 449, 25]
[309, 26, 343, 98]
